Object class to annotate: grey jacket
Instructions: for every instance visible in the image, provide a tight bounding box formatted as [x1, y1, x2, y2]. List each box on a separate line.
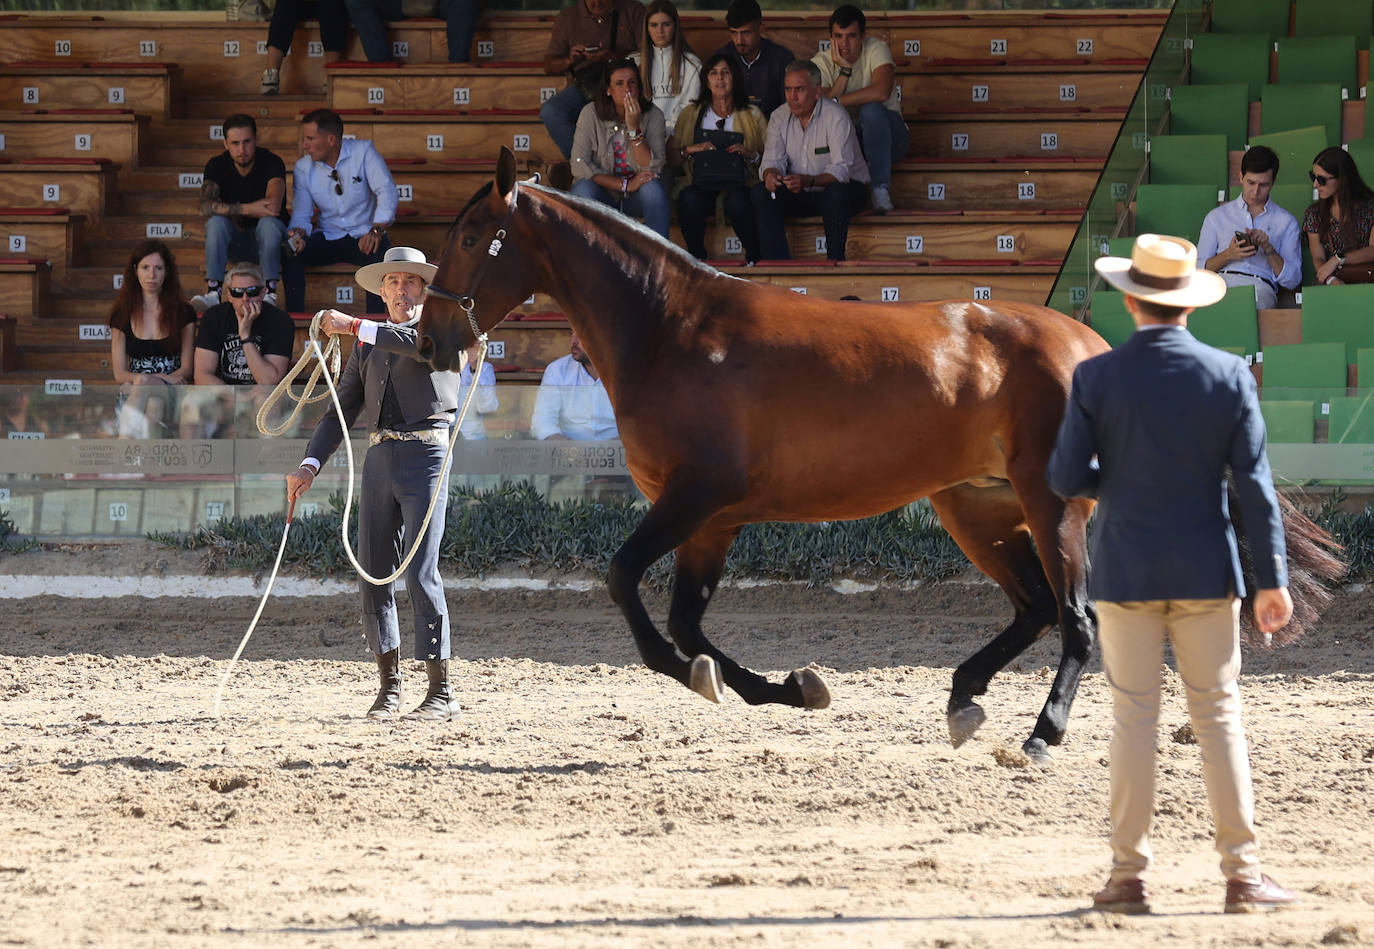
[570, 101, 667, 179]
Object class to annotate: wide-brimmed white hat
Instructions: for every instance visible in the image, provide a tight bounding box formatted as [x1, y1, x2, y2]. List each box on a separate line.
[1094, 233, 1226, 308]
[355, 246, 438, 295]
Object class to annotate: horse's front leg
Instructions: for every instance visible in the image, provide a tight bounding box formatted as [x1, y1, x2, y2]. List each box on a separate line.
[666, 528, 830, 709]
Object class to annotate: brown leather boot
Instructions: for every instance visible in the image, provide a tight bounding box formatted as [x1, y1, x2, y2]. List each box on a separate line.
[403, 659, 458, 721]
[366, 648, 402, 719]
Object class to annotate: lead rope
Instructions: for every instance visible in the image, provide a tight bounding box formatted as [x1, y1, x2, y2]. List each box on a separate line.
[214, 311, 488, 715]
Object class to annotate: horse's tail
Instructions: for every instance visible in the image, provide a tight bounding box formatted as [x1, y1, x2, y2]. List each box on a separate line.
[1230, 483, 1347, 648]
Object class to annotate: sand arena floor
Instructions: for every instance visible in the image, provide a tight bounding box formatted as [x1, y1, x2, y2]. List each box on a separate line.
[0, 540, 1372, 948]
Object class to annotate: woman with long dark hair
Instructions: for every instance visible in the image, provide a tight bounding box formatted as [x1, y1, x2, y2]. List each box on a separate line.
[570, 58, 671, 237]
[108, 239, 196, 437]
[671, 52, 766, 262]
[1303, 146, 1374, 285]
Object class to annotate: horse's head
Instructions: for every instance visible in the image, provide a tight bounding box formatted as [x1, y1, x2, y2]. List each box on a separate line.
[418, 147, 535, 372]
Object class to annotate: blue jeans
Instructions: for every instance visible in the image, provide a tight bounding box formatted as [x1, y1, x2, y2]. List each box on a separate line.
[205, 214, 287, 284]
[283, 231, 389, 313]
[571, 177, 671, 239]
[345, 0, 476, 63]
[750, 180, 869, 261]
[857, 102, 910, 190]
[540, 84, 586, 159]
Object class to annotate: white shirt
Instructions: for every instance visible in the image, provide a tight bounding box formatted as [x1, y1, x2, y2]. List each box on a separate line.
[530, 354, 618, 441]
[457, 360, 498, 439]
[761, 95, 871, 185]
[1196, 195, 1303, 290]
[288, 138, 399, 240]
[632, 45, 702, 133]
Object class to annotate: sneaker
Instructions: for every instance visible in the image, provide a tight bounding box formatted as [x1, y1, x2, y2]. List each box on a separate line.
[263, 291, 277, 307]
[260, 68, 280, 96]
[871, 185, 894, 214]
[191, 290, 220, 314]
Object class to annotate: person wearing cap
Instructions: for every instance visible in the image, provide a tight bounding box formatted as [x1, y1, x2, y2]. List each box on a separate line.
[285, 246, 462, 722]
[1048, 234, 1298, 916]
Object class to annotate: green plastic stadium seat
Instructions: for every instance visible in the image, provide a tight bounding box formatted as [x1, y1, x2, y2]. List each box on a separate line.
[1248, 127, 1329, 193]
[1170, 84, 1250, 151]
[1260, 84, 1343, 146]
[1298, 283, 1374, 362]
[1230, 182, 1317, 223]
[1357, 347, 1374, 387]
[1210, 0, 1291, 43]
[1088, 290, 1134, 348]
[1190, 285, 1261, 355]
[1327, 394, 1374, 443]
[1150, 134, 1229, 188]
[1260, 400, 1317, 443]
[1190, 34, 1271, 103]
[1275, 36, 1358, 92]
[1133, 184, 1222, 242]
[1347, 139, 1374, 182]
[1294, 0, 1372, 44]
[1108, 236, 1135, 259]
[1260, 341, 1348, 416]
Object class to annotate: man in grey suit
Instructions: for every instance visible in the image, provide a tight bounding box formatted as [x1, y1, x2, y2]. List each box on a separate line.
[286, 246, 461, 722]
[1049, 233, 1298, 915]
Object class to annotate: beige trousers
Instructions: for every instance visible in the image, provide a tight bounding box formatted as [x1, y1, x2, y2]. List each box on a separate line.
[1097, 598, 1262, 885]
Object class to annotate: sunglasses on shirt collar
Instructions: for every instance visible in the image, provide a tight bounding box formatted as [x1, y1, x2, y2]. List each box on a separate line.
[227, 285, 263, 298]
[330, 167, 343, 195]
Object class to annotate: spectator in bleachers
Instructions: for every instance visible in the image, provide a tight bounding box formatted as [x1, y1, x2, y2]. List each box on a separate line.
[530, 330, 618, 440]
[0, 388, 48, 439]
[812, 5, 907, 215]
[672, 53, 766, 262]
[541, 0, 646, 160]
[715, 0, 794, 118]
[1304, 146, 1374, 286]
[570, 58, 671, 238]
[458, 341, 499, 439]
[193, 114, 288, 314]
[1197, 145, 1301, 309]
[260, 0, 351, 95]
[631, 0, 701, 146]
[284, 108, 398, 314]
[108, 240, 196, 438]
[345, 0, 477, 64]
[751, 60, 870, 263]
[193, 261, 295, 387]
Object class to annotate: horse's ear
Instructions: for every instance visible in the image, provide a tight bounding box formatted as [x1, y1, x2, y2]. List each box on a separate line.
[495, 147, 517, 201]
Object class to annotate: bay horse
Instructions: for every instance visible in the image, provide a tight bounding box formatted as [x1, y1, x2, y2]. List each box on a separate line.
[415, 149, 1109, 760]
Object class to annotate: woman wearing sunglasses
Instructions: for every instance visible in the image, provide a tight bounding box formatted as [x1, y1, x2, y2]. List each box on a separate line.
[1303, 147, 1374, 286]
[108, 240, 196, 438]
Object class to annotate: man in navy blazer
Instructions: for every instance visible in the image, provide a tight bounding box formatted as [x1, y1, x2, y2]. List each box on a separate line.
[1049, 234, 1298, 915]
[287, 247, 461, 722]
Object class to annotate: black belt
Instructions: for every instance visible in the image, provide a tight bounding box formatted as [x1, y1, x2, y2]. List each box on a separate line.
[1218, 270, 1278, 292]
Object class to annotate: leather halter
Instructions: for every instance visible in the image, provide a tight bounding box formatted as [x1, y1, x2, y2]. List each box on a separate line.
[423, 179, 520, 342]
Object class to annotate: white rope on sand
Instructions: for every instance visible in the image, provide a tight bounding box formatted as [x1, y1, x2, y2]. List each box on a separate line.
[213, 311, 487, 716]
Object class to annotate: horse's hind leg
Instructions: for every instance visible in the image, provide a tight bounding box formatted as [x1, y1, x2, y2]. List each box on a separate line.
[665, 528, 829, 709]
[928, 484, 1059, 750]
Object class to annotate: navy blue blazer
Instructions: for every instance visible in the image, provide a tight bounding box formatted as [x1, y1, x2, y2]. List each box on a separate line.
[1047, 324, 1288, 602]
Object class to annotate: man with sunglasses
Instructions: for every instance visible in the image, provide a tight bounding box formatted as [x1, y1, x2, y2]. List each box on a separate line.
[1197, 145, 1302, 309]
[193, 261, 295, 386]
[284, 108, 398, 315]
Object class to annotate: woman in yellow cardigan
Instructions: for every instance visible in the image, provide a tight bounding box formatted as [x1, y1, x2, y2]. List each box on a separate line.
[671, 53, 767, 263]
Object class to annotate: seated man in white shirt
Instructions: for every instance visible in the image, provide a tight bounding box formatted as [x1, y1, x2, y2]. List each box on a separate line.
[1197, 145, 1302, 309]
[530, 330, 618, 441]
[751, 60, 870, 262]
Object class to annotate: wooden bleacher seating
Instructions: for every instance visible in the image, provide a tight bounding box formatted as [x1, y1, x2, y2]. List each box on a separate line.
[0, 8, 1169, 384]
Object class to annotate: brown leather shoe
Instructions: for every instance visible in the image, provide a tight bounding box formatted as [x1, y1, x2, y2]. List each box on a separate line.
[1225, 874, 1298, 913]
[1092, 877, 1149, 914]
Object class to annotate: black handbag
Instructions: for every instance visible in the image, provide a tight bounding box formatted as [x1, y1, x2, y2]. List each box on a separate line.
[690, 128, 748, 187]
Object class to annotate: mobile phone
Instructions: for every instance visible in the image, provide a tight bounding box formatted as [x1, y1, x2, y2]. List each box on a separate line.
[1235, 230, 1251, 246]
[584, 43, 601, 53]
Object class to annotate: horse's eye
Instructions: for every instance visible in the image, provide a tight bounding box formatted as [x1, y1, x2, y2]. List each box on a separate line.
[460, 235, 478, 250]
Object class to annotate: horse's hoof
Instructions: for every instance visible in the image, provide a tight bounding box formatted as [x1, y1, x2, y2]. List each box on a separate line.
[689, 655, 724, 704]
[1022, 737, 1053, 765]
[791, 668, 831, 709]
[947, 704, 986, 748]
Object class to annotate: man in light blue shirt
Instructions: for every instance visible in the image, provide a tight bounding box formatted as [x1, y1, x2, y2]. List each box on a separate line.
[1197, 145, 1302, 309]
[284, 108, 399, 314]
[530, 330, 618, 440]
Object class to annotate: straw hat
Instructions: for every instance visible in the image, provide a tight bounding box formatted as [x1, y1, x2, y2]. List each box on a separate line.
[355, 246, 438, 295]
[1093, 233, 1226, 308]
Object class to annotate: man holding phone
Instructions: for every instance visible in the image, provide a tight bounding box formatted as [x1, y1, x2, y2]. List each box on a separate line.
[1197, 145, 1302, 309]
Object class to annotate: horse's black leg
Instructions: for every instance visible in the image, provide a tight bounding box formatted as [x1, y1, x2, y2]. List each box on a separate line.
[928, 485, 1059, 748]
[664, 528, 828, 709]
